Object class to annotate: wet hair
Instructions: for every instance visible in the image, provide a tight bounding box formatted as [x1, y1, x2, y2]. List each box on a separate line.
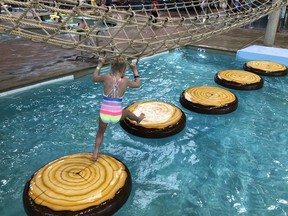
[111, 57, 126, 74]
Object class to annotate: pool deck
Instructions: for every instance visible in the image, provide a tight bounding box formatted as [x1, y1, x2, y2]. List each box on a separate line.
[0, 27, 288, 93]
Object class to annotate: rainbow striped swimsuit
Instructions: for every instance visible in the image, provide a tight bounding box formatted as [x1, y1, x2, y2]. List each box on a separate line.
[100, 96, 122, 123]
[99, 75, 123, 124]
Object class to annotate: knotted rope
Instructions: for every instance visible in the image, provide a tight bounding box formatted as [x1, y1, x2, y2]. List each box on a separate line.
[0, 0, 287, 60]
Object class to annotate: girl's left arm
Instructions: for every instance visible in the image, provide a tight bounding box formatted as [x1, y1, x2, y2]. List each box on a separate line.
[92, 58, 105, 82]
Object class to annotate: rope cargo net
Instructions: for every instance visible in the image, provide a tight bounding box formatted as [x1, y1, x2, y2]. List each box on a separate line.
[0, 0, 287, 60]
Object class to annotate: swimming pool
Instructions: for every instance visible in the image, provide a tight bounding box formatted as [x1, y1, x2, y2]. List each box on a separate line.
[0, 48, 287, 215]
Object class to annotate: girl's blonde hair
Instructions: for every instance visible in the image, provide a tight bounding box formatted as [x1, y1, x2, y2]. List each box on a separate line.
[111, 57, 126, 74]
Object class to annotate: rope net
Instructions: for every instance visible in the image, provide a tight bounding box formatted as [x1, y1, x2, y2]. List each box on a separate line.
[0, 0, 287, 60]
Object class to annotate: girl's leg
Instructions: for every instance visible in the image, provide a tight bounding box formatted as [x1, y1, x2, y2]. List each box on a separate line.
[92, 117, 108, 161]
[122, 109, 145, 123]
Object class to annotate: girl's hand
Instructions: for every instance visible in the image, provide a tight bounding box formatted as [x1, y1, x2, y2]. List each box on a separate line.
[98, 57, 105, 66]
[129, 64, 137, 73]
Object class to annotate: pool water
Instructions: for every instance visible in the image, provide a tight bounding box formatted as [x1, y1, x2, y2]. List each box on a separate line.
[1, 48, 288, 215]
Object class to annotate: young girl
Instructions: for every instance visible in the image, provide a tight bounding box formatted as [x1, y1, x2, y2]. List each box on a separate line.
[92, 57, 145, 161]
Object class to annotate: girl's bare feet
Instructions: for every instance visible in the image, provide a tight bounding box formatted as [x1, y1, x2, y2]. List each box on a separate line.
[91, 150, 99, 161]
[137, 113, 145, 123]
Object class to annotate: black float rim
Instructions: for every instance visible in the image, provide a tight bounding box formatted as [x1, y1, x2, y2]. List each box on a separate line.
[243, 61, 288, 76]
[120, 101, 186, 138]
[179, 87, 238, 114]
[214, 70, 264, 90]
[23, 154, 132, 216]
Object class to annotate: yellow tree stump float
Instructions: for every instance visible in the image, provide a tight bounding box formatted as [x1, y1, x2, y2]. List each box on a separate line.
[23, 153, 131, 216]
[215, 70, 264, 90]
[180, 86, 238, 114]
[243, 60, 287, 76]
[120, 100, 186, 138]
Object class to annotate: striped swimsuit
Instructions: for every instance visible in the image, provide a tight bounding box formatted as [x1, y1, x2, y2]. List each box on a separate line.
[99, 75, 123, 124]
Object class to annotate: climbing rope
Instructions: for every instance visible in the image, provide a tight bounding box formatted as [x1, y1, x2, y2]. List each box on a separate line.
[0, 0, 287, 60]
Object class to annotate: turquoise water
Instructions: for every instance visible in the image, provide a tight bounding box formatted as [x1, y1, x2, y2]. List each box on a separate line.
[0, 48, 288, 215]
